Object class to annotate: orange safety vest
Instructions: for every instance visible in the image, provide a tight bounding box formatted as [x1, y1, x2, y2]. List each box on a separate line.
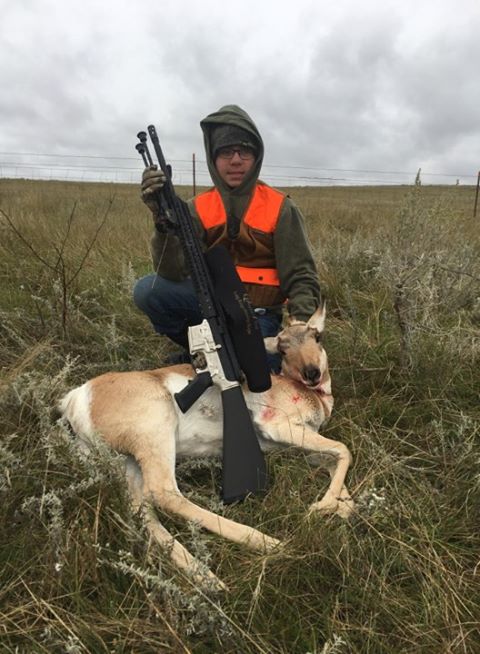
[194, 184, 286, 290]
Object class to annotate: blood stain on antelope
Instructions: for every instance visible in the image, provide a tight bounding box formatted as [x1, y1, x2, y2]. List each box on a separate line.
[261, 406, 276, 421]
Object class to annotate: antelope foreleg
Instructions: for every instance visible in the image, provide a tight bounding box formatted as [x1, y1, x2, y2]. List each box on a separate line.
[271, 422, 353, 518]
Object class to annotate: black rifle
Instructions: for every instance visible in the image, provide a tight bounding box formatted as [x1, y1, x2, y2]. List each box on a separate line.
[136, 126, 271, 503]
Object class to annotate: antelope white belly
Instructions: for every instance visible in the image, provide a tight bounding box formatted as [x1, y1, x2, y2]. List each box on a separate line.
[164, 373, 224, 457]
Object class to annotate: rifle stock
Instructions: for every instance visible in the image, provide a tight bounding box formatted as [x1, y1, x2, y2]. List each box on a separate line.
[221, 386, 267, 503]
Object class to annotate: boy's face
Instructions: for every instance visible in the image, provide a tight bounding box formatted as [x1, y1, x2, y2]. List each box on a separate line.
[214, 146, 256, 188]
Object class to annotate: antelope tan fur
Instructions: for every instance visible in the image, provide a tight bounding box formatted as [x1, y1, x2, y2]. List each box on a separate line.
[59, 306, 353, 590]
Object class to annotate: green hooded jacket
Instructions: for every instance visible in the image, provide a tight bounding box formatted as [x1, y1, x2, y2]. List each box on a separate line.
[150, 105, 321, 321]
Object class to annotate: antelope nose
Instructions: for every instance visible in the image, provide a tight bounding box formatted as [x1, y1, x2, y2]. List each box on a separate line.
[302, 365, 321, 385]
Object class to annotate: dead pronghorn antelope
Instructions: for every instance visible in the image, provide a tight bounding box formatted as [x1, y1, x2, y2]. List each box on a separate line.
[59, 306, 353, 590]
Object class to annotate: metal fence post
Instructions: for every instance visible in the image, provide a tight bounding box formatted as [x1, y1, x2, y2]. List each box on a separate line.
[192, 153, 196, 196]
[474, 170, 480, 218]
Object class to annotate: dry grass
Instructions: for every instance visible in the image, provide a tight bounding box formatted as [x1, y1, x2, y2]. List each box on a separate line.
[0, 178, 479, 653]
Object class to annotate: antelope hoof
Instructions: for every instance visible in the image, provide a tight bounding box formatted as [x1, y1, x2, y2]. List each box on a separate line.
[335, 496, 355, 519]
[246, 531, 282, 553]
[190, 568, 228, 594]
[307, 493, 339, 516]
[264, 535, 283, 553]
[258, 534, 282, 554]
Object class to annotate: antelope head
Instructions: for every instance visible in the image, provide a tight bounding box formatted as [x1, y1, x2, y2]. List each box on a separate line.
[265, 305, 331, 395]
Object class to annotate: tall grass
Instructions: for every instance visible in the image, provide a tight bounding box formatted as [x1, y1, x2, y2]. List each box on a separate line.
[0, 178, 479, 653]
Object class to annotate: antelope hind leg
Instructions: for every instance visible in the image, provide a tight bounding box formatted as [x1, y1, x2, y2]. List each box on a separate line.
[149, 486, 281, 553]
[137, 442, 280, 554]
[125, 456, 227, 592]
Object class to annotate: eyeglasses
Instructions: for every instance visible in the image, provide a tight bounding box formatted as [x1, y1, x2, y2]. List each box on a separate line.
[216, 146, 255, 160]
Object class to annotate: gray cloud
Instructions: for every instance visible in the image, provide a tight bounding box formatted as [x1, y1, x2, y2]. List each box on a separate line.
[1, 0, 479, 185]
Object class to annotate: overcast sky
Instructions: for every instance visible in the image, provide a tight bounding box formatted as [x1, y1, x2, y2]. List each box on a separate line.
[1, 0, 479, 186]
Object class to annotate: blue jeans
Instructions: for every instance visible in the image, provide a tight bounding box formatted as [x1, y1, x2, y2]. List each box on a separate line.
[133, 274, 282, 372]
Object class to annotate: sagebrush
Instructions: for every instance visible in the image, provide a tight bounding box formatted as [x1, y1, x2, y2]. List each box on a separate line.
[0, 178, 478, 653]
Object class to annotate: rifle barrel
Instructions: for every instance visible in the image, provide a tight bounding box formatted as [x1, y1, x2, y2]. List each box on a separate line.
[135, 143, 150, 167]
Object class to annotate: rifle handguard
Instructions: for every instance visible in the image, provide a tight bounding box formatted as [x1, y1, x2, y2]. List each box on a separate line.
[204, 245, 271, 393]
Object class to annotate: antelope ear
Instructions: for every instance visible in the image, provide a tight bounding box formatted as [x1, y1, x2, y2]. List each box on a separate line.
[285, 315, 307, 327]
[307, 303, 326, 334]
[263, 335, 280, 354]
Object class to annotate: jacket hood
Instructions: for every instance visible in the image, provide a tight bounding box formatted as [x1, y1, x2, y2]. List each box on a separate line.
[200, 104, 264, 196]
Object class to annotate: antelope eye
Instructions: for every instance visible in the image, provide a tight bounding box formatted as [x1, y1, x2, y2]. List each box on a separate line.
[314, 333, 322, 343]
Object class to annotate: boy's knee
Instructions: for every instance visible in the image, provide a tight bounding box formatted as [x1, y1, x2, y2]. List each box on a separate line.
[133, 275, 157, 311]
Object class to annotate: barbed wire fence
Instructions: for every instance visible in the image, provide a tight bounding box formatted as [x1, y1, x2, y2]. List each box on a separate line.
[0, 150, 478, 188]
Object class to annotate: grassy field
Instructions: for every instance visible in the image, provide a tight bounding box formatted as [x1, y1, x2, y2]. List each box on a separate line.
[0, 178, 479, 653]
